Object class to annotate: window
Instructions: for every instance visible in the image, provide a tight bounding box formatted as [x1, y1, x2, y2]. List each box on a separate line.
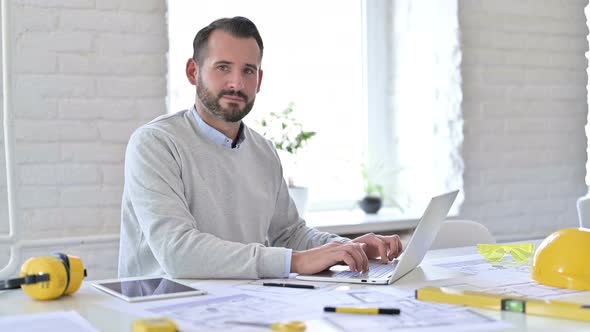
[168, 0, 372, 211]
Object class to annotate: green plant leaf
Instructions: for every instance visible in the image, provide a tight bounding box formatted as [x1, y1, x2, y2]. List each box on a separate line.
[256, 102, 315, 156]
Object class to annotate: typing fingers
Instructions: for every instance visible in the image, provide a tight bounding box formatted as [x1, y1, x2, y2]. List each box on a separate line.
[375, 237, 390, 264]
[356, 243, 369, 272]
[349, 243, 367, 272]
[366, 235, 389, 264]
[361, 233, 390, 263]
[338, 243, 368, 272]
[339, 252, 357, 272]
[379, 234, 402, 260]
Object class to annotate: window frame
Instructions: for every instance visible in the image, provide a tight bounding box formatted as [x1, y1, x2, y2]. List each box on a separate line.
[362, 0, 396, 207]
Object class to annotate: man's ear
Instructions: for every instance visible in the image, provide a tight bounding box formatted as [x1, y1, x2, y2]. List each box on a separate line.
[186, 58, 198, 85]
[257, 69, 263, 93]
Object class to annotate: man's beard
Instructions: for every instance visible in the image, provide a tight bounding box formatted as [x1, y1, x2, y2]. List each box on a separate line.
[196, 74, 255, 123]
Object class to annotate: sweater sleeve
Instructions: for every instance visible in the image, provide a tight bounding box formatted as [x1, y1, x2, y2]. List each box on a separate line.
[125, 129, 289, 279]
[267, 174, 350, 251]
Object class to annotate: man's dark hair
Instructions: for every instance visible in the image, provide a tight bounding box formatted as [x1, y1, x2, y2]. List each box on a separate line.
[192, 16, 264, 63]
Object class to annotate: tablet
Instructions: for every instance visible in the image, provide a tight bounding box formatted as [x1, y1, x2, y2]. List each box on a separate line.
[91, 277, 207, 302]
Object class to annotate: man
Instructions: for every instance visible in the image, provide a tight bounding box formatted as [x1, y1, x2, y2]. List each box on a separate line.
[118, 16, 402, 279]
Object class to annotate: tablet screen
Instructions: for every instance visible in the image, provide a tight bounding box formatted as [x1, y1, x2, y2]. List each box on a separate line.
[98, 278, 198, 298]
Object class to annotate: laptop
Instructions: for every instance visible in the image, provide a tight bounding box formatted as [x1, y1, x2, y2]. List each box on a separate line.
[296, 190, 459, 285]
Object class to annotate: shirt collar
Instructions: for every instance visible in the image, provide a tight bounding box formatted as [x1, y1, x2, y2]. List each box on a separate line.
[192, 105, 245, 149]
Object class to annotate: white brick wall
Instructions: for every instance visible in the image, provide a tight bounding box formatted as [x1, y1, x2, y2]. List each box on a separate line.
[0, 0, 167, 280]
[459, 0, 588, 240]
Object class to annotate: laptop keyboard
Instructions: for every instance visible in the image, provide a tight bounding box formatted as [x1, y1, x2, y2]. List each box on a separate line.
[333, 260, 398, 279]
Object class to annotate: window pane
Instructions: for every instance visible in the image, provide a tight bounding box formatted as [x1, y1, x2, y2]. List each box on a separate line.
[168, 0, 365, 210]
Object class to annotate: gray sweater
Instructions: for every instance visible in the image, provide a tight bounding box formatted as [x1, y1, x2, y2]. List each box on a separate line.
[118, 109, 345, 279]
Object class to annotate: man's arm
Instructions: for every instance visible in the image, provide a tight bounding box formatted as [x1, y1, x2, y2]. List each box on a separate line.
[266, 167, 402, 274]
[266, 170, 372, 273]
[124, 129, 289, 279]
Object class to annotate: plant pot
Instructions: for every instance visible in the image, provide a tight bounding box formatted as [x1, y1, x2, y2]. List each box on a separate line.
[359, 196, 382, 214]
[288, 186, 309, 217]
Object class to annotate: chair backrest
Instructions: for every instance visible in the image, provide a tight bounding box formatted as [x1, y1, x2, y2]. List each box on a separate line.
[577, 195, 590, 228]
[430, 219, 495, 250]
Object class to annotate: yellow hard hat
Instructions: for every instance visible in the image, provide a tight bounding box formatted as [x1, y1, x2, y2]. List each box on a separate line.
[531, 227, 590, 290]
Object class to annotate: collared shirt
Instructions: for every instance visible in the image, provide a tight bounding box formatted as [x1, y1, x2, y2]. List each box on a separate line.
[191, 105, 292, 276]
[192, 105, 245, 149]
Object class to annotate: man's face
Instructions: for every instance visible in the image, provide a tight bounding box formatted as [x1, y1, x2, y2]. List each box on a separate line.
[194, 30, 262, 123]
[196, 71, 255, 123]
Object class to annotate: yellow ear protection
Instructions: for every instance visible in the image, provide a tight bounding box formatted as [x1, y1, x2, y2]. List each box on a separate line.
[0, 253, 87, 300]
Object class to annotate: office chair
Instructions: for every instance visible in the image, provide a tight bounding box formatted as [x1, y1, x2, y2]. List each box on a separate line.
[431, 219, 495, 249]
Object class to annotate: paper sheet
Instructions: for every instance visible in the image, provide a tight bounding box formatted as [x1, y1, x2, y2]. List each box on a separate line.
[429, 255, 590, 299]
[432, 270, 589, 300]
[0, 311, 98, 332]
[430, 254, 531, 276]
[322, 296, 501, 332]
[101, 279, 507, 332]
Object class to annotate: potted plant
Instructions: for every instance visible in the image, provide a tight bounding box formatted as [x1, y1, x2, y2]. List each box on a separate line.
[359, 163, 384, 214]
[258, 102, 316, 216]
[359, 163, 403, 214]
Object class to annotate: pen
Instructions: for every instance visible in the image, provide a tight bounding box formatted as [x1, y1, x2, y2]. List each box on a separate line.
[324, 306, 401, 315]
[262, 282, 316, 289]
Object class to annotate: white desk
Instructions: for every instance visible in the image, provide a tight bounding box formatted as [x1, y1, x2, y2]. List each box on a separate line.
[1, 245, 589, 331]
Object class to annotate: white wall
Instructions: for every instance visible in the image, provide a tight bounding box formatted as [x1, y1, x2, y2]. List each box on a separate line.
[459, 0, 589, 240]
[0, 0, 167, 279]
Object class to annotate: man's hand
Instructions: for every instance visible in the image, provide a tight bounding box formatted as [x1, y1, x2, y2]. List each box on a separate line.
[352, 233, 403, 264]
[291, 241, 369, 275]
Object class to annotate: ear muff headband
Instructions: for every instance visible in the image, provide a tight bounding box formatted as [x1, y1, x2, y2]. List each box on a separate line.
[54, 253, 71, 293]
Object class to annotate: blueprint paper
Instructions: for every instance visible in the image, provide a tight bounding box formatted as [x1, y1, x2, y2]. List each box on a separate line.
[429, 255, 590, 300]
[107, 280, 509, 332]
[433, 271, 590, 300]
[430, 254, 532, 276]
